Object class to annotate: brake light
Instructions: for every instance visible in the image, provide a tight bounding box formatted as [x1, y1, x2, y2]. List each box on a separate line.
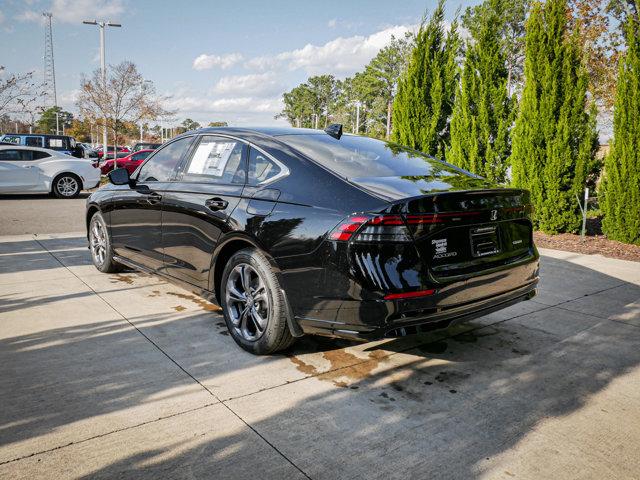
[329, 216, 369, 241]
[329, 214, 412, 243]
[384, 289, 436, 300]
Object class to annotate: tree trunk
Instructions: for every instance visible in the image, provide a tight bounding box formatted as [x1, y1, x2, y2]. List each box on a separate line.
[386, 99, 392, 139]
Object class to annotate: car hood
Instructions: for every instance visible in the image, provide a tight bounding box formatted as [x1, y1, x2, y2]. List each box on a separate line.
[349, 174, 497, 201]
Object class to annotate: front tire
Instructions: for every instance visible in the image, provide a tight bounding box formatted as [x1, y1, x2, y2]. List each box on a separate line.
[221, 248, 295, 354]
[53, 173, 81, 198]
[89, 212, 123, 273]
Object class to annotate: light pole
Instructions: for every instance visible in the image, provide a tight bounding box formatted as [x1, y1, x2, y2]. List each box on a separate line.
[82, 19, 121, 160]
[139, 80, 152, 141]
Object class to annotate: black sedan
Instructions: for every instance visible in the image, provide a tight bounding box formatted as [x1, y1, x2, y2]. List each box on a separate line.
[86, 126, 539, 354]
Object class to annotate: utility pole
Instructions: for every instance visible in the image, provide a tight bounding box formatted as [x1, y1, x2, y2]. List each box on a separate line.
[355, 102, 361, 134]
[82, 19, 121, 160]
[43, 12, 58, 122]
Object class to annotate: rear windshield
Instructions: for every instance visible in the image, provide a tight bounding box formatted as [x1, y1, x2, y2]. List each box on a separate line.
[278, 134, 472, 179]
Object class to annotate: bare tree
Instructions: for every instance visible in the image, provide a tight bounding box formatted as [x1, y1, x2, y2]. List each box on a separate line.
[77, 61, 170, 155]
[0, 67, 45, 119]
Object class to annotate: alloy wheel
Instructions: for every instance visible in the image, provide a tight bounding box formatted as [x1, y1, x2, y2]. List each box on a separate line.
[225, 263, 270, 341]
[90, 220, 107, 266]
[56, 176, 79, 197]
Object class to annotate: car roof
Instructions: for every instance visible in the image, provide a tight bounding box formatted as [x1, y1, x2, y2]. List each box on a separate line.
[182, 126, 328, 139]
[1, 133, 73, 139]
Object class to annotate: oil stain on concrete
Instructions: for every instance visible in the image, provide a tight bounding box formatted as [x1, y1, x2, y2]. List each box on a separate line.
[166, 291, 222, 312]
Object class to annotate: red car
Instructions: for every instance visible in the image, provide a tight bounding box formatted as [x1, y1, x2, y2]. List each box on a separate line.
[100, 149, 154, 175]
[97, 145, 130, 159]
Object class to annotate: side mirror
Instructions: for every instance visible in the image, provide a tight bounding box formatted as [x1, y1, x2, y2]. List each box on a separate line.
[108, 167, 131, 186]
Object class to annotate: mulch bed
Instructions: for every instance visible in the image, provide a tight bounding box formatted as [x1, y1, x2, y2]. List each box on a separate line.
[534, 228, 640, 263]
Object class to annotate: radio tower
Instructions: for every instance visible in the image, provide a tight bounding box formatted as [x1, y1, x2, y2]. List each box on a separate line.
[43, 12, 58, 108]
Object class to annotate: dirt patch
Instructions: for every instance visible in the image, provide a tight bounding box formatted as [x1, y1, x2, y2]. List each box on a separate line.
[289, 348, 390, 387]
[172, 305, 186, 312]
[110, 274, 135, 285]
[166, 292, 222, 312]
[534, 231, 640, 263]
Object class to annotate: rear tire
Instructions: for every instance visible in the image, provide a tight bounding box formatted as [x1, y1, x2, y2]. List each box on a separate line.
[89, 212, 123, 273]
[221, 248, 295, 354]
[52, 173, 81, 198]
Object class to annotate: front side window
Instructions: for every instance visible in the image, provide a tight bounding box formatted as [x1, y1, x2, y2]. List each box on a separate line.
[25, 137, 43, 147]
[46, 137, 65, 149]
[182, 136, 246, 184]
[0, 149, 32, 160]
[248, 147, 282, 185]
[137, 136, 194, 182]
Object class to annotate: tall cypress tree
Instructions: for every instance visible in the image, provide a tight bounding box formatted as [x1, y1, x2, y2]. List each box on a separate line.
[448, 0, 515, 183]
[601, 6, 640, 245]
[510, 0, 598, 233]
[392, 0, 459, 159]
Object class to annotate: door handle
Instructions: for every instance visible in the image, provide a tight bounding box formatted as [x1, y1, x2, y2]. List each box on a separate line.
[205, 197, 228, 211]
[22, 165, 34, 168]
[146, 192, 162, 205]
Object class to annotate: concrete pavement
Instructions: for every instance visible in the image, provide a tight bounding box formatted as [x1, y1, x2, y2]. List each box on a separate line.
[0, 194, 88, 235]
[1, 233, 639, 479]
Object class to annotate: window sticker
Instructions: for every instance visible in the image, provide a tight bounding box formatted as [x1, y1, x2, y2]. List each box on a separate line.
[188, 141, 235, 177]
[48, 139, 63, 148]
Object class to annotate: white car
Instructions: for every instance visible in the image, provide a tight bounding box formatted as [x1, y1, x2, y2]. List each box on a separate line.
[0, 145, 101, 198]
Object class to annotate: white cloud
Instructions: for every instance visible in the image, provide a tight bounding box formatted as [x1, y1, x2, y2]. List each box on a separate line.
[327, 18, 337, 28]
[192, 53, 243, 71]
[245, 24, 415, 76]
[211, 73, 283, 97]
[165, 95, 282, 115]
[17, 0, 124, 24]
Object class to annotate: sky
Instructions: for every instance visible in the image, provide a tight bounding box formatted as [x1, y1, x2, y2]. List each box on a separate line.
[0, 0, 482, 127]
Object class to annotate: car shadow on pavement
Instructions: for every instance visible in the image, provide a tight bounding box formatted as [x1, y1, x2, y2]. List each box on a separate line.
[1, 244, 640, 477]
[0, 193, 91, 200]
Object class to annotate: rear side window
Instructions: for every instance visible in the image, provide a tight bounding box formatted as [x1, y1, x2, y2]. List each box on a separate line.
[137, 136, 194, 182]
[248, 148, 281, 185]
[182, 136, 246, 184]
[32, 151, 51, 160]
[2, 136, 21, 144]
[25, 136, 43, 147]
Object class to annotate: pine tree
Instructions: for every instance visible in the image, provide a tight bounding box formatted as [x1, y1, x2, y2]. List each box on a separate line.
[510, 0, 598, 233]
[391, 0, 459, 159]
[601, 6, 640, 244]
[448, 0, 515, 183]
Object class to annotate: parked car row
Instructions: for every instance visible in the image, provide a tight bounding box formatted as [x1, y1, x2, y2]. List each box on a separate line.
[99, 149, 154, 175]
[0, 131, 164, 198]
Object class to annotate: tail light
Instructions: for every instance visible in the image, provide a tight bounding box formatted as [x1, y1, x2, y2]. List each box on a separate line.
[329, 215, 412, 243]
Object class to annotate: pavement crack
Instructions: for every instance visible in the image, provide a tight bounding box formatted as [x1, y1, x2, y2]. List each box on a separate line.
[0, 402, 219, 466]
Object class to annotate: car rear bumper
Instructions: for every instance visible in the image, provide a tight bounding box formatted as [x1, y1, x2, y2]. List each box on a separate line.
[296, 279, 538, 340]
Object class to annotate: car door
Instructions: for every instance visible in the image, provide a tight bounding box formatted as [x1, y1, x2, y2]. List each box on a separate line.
[0, 149, 42, 192]
[109, 136, 196, 271]
[161, 135, 247, 287]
